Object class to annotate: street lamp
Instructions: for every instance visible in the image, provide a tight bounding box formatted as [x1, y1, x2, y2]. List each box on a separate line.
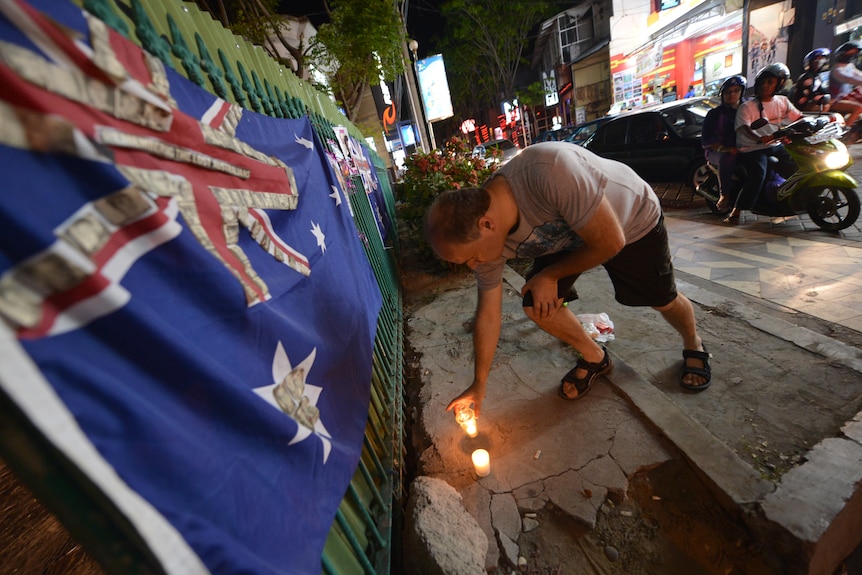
[407, 39, 436, 150]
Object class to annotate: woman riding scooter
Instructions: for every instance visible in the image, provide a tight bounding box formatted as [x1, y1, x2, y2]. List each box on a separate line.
[701, 75, 746, 212]
[724, 63, 803, 224]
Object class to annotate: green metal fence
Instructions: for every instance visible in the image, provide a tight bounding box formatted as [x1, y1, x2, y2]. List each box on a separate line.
[49, 1, 403, 573]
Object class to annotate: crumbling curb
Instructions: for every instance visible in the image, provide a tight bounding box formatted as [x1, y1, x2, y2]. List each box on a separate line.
[403, 476, 488, 575]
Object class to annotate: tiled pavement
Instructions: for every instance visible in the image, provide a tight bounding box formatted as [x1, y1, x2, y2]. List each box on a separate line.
[650, 161, 862, 334]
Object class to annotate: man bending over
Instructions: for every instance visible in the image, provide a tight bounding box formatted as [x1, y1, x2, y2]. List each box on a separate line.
[424, 142, 711, 417]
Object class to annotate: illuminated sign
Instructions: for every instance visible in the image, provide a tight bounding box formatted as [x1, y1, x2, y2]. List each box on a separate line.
[654, 0, 681, 10]
[416, 54, 454, 122]
[399, 122, 417, 147]
[543, 71, 558, 107]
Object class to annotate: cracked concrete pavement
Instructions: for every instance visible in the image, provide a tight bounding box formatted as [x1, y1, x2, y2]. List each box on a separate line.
[405, 262, 862, 574]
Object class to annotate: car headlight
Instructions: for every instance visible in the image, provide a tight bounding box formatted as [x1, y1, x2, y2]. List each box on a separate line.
[824, 150, 850, 170]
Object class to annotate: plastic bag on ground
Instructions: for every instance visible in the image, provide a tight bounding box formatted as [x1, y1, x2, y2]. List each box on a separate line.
[576, 312, 615, 343]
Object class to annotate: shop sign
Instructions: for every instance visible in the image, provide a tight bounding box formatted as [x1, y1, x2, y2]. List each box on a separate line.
[636, 45, 662, 76]
[543, 71, 559, 106]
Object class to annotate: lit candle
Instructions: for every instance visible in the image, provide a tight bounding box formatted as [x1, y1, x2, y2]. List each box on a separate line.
[471, 449, 490, 477]
[455, 405, 478, 437]
[464, 419, 478, 438]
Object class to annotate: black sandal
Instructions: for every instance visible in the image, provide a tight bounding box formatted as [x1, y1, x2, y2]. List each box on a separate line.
[680, 344, 712, 392]
[559, 347, 613, 400]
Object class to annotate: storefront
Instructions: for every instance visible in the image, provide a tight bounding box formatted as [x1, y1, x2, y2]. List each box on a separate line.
[608, 0, 743, 113]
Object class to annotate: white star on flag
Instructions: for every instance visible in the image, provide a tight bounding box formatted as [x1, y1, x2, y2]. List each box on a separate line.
[311, 221, 326, 253]
[253, 342, 332, 463]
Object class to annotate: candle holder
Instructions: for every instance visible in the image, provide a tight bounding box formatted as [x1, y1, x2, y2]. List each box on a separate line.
[471, 449, 491, 477]
[455, 405, 478, 438]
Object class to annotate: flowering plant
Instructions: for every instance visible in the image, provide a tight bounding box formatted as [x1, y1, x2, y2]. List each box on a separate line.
[397, 137, 497, 266]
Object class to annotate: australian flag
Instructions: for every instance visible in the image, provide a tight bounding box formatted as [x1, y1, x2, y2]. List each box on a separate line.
[0, 1, 382, 573]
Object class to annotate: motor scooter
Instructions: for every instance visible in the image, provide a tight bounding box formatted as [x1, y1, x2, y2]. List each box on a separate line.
[695, 115, 861, 231]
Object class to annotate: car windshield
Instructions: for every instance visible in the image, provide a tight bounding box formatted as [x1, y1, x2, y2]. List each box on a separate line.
[571, 123, 600, 142]
[660, 100, 717, 138]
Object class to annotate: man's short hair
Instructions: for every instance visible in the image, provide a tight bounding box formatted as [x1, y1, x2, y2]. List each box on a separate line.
[425, 187, 490, 245]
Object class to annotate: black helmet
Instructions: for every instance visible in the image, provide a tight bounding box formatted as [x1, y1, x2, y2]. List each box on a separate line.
[803, 48, 830, 73]
[718, 75, 746, 99]
[755, 62, 792, 96]
[835, 41, 862, 64]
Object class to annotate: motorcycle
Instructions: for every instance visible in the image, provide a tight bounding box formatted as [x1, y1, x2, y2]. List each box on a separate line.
[695, 114, 861, 231]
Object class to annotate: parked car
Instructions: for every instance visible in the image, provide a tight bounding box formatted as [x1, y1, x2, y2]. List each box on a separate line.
[472, 138, 522, 166]
[563, 117, 612, 147]
[533, 126, 577, 144]
[583, 97, 719, 188]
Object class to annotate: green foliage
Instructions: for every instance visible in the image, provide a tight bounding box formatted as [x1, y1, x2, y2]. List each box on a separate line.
[397, 137, 497, 267]
[517, 81, 547, 107]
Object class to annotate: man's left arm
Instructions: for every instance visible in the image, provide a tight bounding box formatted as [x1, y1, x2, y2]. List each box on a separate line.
[521, 196, 626, 319]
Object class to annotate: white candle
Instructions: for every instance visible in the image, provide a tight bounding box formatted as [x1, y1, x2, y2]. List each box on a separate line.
[464, 419, 478, 438]
[471, 449, 490, 477]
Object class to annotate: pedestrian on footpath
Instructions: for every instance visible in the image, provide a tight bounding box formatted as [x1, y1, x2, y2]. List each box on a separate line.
[424, 143, 712, 418]
[701, 75, 747, 212]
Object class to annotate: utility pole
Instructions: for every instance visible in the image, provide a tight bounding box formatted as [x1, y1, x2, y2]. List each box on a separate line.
[400, 37, 431, 153]
[408, 40, 437, 150]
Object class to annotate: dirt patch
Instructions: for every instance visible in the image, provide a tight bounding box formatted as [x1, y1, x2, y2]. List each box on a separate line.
[0, 462, 102, 575]
[516, 461, 777, 575]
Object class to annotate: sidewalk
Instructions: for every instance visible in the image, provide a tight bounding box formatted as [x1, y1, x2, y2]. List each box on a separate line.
[405, 230, 862, 573]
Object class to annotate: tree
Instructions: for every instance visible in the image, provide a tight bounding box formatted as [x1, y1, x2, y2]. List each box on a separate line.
[310, 0, 405, 122]
[439, 0, 551, 119]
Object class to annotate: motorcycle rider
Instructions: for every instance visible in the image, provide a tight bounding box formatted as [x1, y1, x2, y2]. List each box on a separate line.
[701, 75, 746, 212]
[792, 48, 831, 111]
[829, 41, 862, 136]
[725, 63, 803, 224]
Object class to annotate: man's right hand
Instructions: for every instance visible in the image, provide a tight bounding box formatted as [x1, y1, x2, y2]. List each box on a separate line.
[446, 382, 485, 418]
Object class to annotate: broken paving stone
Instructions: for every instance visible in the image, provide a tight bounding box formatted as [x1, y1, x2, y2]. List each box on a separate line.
[523, 518, 539, 532]
[604, 545, 619, 562]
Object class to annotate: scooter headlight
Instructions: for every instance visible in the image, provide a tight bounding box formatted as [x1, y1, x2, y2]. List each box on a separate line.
[824, 147, 850, 170]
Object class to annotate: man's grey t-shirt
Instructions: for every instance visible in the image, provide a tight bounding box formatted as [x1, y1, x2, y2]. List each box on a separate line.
[472, 142, 661, 291]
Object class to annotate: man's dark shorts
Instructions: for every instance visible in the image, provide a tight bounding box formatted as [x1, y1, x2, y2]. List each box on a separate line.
[522, 216, 677, 308]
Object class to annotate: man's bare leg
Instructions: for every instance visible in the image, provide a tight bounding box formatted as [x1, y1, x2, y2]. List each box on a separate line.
[525, 305, 605, 380]
[653, 293, 708, 388]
